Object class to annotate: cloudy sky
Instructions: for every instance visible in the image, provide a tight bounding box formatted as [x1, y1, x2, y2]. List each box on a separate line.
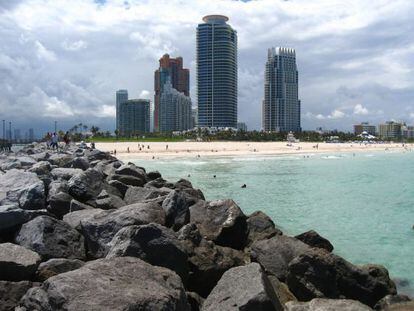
[0, 0, 413, 136]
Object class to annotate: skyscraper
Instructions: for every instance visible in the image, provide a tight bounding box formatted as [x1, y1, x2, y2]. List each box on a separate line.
[116, 90, 128, 131]
[154, 54, 189, 131]
[197, 15, 238, 128]
[118, 99, 150, 136]
[263, 47, 301, 132]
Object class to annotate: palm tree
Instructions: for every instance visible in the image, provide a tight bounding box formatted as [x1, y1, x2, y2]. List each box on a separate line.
[90, 126, 100, 136]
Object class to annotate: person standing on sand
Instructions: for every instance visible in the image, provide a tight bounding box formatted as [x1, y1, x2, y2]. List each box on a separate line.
[166, 144, 168, 150]
[45, 132, 52, 148]
[51, 133, 58, 150]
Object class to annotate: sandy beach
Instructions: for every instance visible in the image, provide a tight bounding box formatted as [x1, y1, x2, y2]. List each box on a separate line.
[95, 141, 413, 160]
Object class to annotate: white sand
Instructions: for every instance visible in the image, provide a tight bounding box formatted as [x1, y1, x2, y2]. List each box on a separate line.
[95, 141, 412, 160]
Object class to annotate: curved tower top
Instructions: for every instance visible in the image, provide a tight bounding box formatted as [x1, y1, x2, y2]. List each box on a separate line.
[202, 15, 229, 24]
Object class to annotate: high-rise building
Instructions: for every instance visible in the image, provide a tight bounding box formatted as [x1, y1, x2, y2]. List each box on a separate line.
[154, 54, 189, 132]
[159, 79, 192, 132]
[28, 128, 34, 141]
[354, 122, 376, 136]
[192, 108, 198, 128]
[197, 15, 238, 128]
[116, 90, 128, 131]
[14, 129, 21, 142]
[118, 99, 150, 137]
[237, 122, 247, 132]
[263, 47, 301, 132]
[379, 121, 402, 139]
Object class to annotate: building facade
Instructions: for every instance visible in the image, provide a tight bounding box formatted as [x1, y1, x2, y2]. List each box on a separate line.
[116, 90, 128, 131]
[192, 108, 198, 128]
[378, 121, 402, 139]
[262, 47, 301, 133]
[154, 54, 189, 132]
[237, 122, 247, 131]
[402, 125, 414, 139]
[354, 122, 376, 136]
[197, 15, 238, 128]
[118, 99, 150, 136]
[159, 80, 192, 132]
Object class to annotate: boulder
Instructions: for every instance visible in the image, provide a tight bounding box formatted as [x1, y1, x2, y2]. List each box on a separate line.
[145, 177, 174, 189]
[266, 274, 297, 305]
[47, 192, 73, 218]
[47, 180, 68, 200]
[95, 190, 125, 210]
[246, 211, 282, 245]
[68, 168, 104, 201]
[80, 202, 166, 258]
[15, 216, 85, 260]
[69, 199, 93, 212]
[70, 156, 90, 170]
[0, 243, 41, 281]
[147, 171, 162, 180]
[27, 161, 52, 176]
[47, 153, 73, 167]
[163, 190, 195, 230]
[374, 295, 412, 310]
[190, 199, 248, 250]
[87, 149, 113, 162]
[110, 174, 146, 187]
[63, 208, 105, 230]
[251, 235, 312, 280]
[36, 258, 85, 281]
[124, 186, 171, 205]
[0, 281, 36, 311]
[285, 299, 373, 311]
[202, 263, 283, 311]
[107, 180, 129, 198]
[187, 292, 204, 311]
[286, 249, 397, 307]
[50, 168, 83, 181]
[0, 169, 45, 210]
[295, 230, 334, 252]
[0, 205, 49, 233]
[174, 178, 193, 189]
[107, 223, 189, 281]
[115, 163, 147, 180]
[18, 257, 190, 311]
[16, 156, 37, 167]
[0, 159, 22, 171]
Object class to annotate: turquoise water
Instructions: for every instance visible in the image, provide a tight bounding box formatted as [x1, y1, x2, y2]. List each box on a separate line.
[131, 151, 414, 296]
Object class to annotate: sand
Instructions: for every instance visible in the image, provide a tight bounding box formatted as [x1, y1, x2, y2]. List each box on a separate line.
[94, 141, 412, 160]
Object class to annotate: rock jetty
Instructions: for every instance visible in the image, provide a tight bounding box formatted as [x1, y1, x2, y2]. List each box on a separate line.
[0, 143, 411, 310]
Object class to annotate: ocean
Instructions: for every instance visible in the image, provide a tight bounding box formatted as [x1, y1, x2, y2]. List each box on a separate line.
[131, 150, 414, 296]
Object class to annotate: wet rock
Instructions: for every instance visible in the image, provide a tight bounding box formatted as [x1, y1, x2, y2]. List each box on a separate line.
[190, 199, 248, 250]
[0, 243, 41, 281]
[174, 178, 193, 189]
[50, 168, 82, 181]
[36, 258, 85, 281]
[295, 230, 334, 252]
[68, 168, 104, 201]
[246, 211, 282, 246]
[15, 215, 85, 260]
[18, 257, 190, 311]
[0, 281, 36, 311]
[202, 263, 283, 311]
[285, 299, 373, 311]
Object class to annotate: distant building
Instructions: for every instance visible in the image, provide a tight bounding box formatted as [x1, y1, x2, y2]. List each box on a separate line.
[154, 54, 189, 132]
[354, 122, 376, 136]
[28, 128, 34, 141]
[159, 79, 192, 132]
[402, 125, 414, 139]
[197, 15, 238, 128]
[192, 108, 198, 128]
[378, 121, 402, 139]
[14, 129, 21, 142]
[118, 99, 150, 136]
[263, 47, 301, 133]
[116, 90, 128, 132]
[237, 122, 247, 131]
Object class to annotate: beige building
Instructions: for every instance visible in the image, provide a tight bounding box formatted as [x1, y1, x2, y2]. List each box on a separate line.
[354, 122, 376, 136]
[378, 121, 402, 139]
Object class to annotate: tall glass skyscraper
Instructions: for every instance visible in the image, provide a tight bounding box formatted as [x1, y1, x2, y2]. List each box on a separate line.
[116, 90, 128, 131]
[262, 47, 301, 132]
[197, 15, 238, 128]
[118, 99, 150, 136]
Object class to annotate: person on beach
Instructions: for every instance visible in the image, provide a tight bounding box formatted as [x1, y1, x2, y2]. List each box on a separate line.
[166, 144, 168, 150]
[127, 147, 130, 153]
[114, 149, 117, 155]
[63, 131, 70, 146]
[51, 133, 58, 150]
[45, 132, 52, 148]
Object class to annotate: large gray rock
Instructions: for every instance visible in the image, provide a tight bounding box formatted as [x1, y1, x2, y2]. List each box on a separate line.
[15, 216, 85, 260]
[110, 174, 146, 187]
[0, 205, 49, 233]
[0, 281, 36, 311]
[251, 235, 312, 280]
[190, 199, 248, 250]
[50, 168, 82, 181]
[47, 153, 73, 167]
[47, 180, 68, 200]
[36, 258, 85, 281]
[70, 156, 90, 170]
[69, 199, 93, 212]
[107, 223, 189, 281]
[80, 202, 166, 258]
[246, 211, 282, 246]
[68, 168, 104, 201]
[285, 299, 373, 311]
[0, 243, 41, 281]
[202, 263, 283, 311]
[0, 169, 45, 210]
[63, 208, 104, 230]
[95, 189, 125, 210]
[124, 186, 171, 205]
[295, 230, 334, 252]
[27, 161, 52, 176]
[107, 180, 129, 198]
[18, 257, 190, 311]
[16, 156, 37, 167]
[47, 191, 73, 218]
[374, 294, 412, 310]
[163, 190, 200, 230]
[115, 163, 147, 179]
[286, 249, 397, 307]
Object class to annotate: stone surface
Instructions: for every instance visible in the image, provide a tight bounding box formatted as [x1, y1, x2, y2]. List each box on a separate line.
[47, 191, 73, 218]
[95, 190, 125, 210]
[162, 190, 194, 230]
[47, 153, 73, 167]
[110, 174, 146, 187]
[27, 161, 52, 176]
[246, 211, 282, 245]
[190, 199, 248, 250]
[374, 294, 412, 310]
[251, 235, 312, 281]
[107, 223, 189, 281]
[0, 169, 45, 210]
[70, 156, 90, 170]
[202, 263, 283, 311]
[68, 168, 104, 201]
[107, 180, 129, 198]
[0, 243, 41, 281]
[295, 230, 334, 252]
[0, 205, 49, 233]
[69, 199, 93, 212]
[124, 186, 170, 205]
[15, 215, 85, 260]
[18, 257, 190, 311]
[285, 299, 373, 311]
[50, 168, 83, 181]
[36, 258, 85, 281]
[187, 292, 204, 311]
[0, 281, 35, 311]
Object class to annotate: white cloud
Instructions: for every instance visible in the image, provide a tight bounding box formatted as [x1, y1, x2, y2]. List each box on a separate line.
[34, 41, 56, 62]
[306, 109, 346, 120]
[353, 104, 369, 115]
[139, 90, 151, 99]
[61, 40, 88, 51]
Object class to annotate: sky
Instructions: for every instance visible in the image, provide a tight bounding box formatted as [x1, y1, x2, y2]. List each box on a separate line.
[0, 0, 413, 136]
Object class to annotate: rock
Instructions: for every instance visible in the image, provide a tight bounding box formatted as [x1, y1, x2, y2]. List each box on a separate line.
[95, 190, 125, 210]
[285, 299, 373, 311]
[0, 169, 45, 210]
[190, 199, 248, 250]
[87, 149, 113, 162]
[68, 168, 104, 201]
[384, 302, 414, 310]
[110, 174, 146, 187]
[374, 294, 412, 310]
[47, 192, 73, 218]
[251, 235, 312, 281]
[27, 161, 52, 176]
[0, 159, 22, 170]
[50, 168, 83, 181]
[246, 211, 282, 245]
[15, 215, 85, 260]
[69, 199, 93, 212]
[0, 205, 49, 233]
[202, 262, 283, 311]
[174, 178, 193, 189]
[0, 243, 41, 281]
[0, 281, 36, 311]
[16, 156, 37, 167]
[47, 153, 73, 167]
[115, 163, 147, 180]
[187, 291, 204, 311]
[286, 249, 397, 307]
[163, 190, 195, 230]
[18, 257, 190, 311]
[266, 274, 297, 305]
[36, 258, 85, 281]
[178, 223, 203, 246]
[30, 152, 50, 162]
[80, 202, 166, 258]
[124, 186, 171, 205]
[145, 177, 174, 189]
[63, 208, 104, 230]
[147, 171, 162, 180]
[295, 230, 334, 252]
[107, 223, 189, 281]
[47, 180, 68, 200]
[70, 156, 90, 170]
[107, 180, 129, 198]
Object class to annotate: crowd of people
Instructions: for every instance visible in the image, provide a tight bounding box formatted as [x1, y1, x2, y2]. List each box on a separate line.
[44, 131, 94, 151]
